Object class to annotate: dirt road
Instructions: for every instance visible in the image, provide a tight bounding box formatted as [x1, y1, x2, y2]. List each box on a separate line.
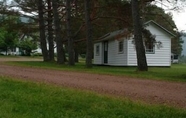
[0, 57, 186, 108]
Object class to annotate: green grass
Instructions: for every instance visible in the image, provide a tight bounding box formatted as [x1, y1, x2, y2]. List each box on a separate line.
[0, 76, 185, 118]
[6, 61, 186, 82]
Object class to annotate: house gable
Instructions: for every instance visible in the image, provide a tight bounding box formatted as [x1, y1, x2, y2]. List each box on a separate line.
[127, 21, 172, 66]
[145, 20, 175, 38]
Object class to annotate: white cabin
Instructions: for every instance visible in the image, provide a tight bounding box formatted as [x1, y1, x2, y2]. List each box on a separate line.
[93, 20, 175, 66]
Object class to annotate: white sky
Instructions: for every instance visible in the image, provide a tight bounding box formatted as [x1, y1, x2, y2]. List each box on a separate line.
[172, 10, 186, 32]
[152, 0, 186, 32]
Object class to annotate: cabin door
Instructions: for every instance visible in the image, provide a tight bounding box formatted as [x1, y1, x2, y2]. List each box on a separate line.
[103, 41, 108, 64]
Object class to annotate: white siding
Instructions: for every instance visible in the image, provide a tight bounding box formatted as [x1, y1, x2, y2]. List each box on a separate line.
[93, 22, 173, 67]
[107, 38, 128, 66]
[127, 23, 171, 66]
[93, 42, 103, 64]
[181, 36, 186, 56]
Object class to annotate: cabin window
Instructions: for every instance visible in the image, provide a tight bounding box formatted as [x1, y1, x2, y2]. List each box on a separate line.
[145, 40, 155, 54]
[118, 41, 123, 53]
[96, 45, 100, 56]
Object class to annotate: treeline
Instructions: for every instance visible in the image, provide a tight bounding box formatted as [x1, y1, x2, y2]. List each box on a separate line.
[0, 0, 183, 70]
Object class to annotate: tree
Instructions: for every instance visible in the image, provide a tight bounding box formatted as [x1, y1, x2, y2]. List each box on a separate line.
[66, 0, 75, 66]
[84, 0, 93, 68]
[131, 0, 148, 71]
[47, 0, 55, 61]
[52, 0, 65, 64]
[11, 0, 54, 61]
[0, 16, 19, 55]
[1, 0, 183, 67]
[37, 0, 49, 61]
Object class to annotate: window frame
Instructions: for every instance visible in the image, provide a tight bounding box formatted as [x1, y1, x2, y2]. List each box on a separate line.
[145, 40, 155, 54]
[118, 40, 124, 54]
[95, 44, 100, 56]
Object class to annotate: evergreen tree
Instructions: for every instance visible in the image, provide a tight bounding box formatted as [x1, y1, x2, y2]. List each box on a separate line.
[47, 0, 55, 61]
[52, 0, 65, 64]
[85, 0, 93, 68]
[131, 0, 148, 71]
[66, 0, 75, 66]
[37, 0, 49, 61]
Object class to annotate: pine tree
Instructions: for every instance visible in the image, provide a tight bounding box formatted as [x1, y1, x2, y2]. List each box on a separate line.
[84, 0, 93, 68]
[52, 0, 65, 64]
[38, 0, 49, 61]
[131, 0, 148, 71]
[66, 0, 75, 66]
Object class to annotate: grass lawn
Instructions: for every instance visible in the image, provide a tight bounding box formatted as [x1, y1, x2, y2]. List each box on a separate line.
[0, 76, 185, 118]
[6, 60, 186, 82]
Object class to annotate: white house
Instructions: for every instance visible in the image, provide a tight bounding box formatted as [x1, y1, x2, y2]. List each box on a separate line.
[93, 20, 175, 66]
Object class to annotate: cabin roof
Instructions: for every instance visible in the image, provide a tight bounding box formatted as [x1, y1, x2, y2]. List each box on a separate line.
[95, 29, 129, 42]
[95, 20, 176, 43]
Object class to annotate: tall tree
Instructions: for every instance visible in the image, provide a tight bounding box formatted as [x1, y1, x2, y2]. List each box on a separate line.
[84, 0, 93, 68]
[52, 0, 65, 64]
[131, 0, 148, 71]
[66, 0, 75, 65]
[38, 0, 49, 61]
[47, 0, 55, 61]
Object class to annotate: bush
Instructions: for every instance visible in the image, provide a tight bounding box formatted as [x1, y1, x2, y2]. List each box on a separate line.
[179, 56, 186, 63]
[80, 54, 86, 58]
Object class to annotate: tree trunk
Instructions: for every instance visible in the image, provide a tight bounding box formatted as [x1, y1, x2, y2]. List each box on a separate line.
[38, 0, 49, 61]
[131, 0, 148, 71]
[74, 48, 79, 63]
[52, 0, 65, 64]
[84, 0, 93, 68]
[66, 0, 75, 66]
[47, 0, 55, 61]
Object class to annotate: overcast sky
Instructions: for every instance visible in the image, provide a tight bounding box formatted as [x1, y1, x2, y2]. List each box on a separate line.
[153, 0, 186, 32]
[172, 10, 186, 32]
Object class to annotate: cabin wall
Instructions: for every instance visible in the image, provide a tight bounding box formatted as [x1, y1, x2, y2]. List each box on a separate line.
[127, 23, 171, 66]
[93, 42, 103, 64]
[107, 38, 128, 66]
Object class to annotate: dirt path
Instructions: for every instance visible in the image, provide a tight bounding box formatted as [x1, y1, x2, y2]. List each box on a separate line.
[0, 57, 186, 108]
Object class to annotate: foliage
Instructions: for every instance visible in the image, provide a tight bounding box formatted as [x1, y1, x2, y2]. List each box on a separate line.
[0, 77, 186, 118]
[0, 15, 38, 55]
[0, 28, 7, 49]
[0, 17, 19, 53]
[17, 37, 37, 56]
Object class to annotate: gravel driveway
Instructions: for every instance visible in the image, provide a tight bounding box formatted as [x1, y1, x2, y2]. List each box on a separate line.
[0, 57, 186, 108]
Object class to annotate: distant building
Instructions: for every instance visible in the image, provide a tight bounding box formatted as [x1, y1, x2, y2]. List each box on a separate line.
[181, 36, 186, 56]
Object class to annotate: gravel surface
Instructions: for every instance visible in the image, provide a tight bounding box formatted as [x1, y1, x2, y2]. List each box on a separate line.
[0, 57, 186, 108]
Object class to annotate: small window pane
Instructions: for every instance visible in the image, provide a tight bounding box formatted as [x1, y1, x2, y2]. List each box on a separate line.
[96, 45, 100, 56]
[145, 41, 154, 54]
[118, 41, 123, 53]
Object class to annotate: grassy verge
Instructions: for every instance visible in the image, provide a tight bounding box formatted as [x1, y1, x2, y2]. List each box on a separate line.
[0, 76, 185, 118]
[6, 61, 186, 82]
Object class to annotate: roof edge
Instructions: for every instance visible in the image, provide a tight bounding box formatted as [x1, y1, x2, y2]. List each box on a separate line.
[144, 20, 176, 37]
